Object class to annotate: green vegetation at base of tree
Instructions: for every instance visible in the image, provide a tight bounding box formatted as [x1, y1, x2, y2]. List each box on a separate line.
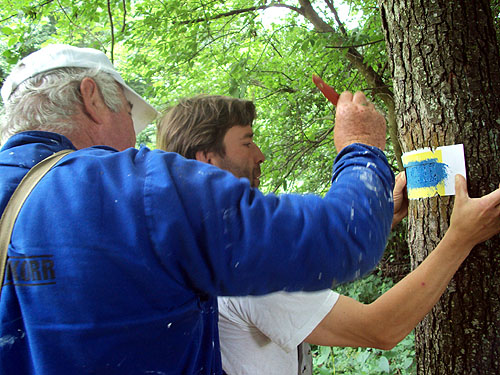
[313, 272, 415, 375]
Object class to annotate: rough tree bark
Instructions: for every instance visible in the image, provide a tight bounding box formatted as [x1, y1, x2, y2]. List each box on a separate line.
[380, 0, 500, 373]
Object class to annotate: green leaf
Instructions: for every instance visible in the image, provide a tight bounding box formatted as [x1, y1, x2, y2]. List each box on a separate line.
[378, 356, 390, 373]
[402, 357, 414, 369]
[356, 350, 370, 364]
[2, 50, 12, 58]
[1, 26, 13, 35]
[228, 79, 239, 97]
[316, 345, 331, 364]
[7, 36, 18, 47]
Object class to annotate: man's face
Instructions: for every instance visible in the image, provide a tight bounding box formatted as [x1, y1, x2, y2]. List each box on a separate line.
[211, 125, 265, 188]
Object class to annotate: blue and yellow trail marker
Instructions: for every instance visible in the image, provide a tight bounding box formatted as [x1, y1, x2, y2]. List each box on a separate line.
[402, 144, 466, 199]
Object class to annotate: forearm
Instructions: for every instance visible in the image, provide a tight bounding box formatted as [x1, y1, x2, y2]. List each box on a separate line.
[365, 228, 471, 348]
[308, 176, 500, 349]
[306, 228, 471, 350]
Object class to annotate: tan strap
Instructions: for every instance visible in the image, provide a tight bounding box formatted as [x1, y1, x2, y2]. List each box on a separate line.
[0, 149, 74, 293]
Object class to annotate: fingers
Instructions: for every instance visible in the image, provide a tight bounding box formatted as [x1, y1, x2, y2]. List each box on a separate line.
[393, 172, 407, 201]
[353, 91, 369, 106]
[393, 171, 408, 204]
[455, 174, 500, 209]
[334, 90, 386, 150]
[391, 172, 409, 229]
[337, 91, 375, 109]
[337, 91, 353, 105]
[353, 91, 375, 109]
[449, 175, 500, 247]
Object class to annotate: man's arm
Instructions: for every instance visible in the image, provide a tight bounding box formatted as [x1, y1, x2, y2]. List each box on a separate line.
[148, 91, 394, 296]
[305, 175, 500, 349]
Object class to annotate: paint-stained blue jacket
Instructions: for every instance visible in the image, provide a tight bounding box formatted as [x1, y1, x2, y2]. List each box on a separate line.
[0, 131, 394, 374]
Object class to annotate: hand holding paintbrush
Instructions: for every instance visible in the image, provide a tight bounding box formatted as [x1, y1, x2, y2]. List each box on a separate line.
[313, 74, 386, 151]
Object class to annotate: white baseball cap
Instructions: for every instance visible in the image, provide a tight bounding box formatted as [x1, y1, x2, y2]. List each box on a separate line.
[1, 44, 158, 134]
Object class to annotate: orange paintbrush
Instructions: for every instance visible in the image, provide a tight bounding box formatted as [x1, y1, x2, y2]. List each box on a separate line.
[312, 74, 339, 106]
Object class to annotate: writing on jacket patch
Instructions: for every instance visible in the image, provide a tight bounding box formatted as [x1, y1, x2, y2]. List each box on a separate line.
[4, 255, 56, 286]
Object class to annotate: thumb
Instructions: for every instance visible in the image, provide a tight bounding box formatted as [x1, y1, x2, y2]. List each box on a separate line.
[454, 174, 469, 200]
[395, 171, 407, 188]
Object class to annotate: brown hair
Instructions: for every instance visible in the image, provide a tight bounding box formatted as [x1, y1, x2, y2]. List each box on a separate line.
[157, 95, 256, 159]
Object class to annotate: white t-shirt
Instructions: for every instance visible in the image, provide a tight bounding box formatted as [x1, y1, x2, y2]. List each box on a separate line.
[218, 290, 339, 375]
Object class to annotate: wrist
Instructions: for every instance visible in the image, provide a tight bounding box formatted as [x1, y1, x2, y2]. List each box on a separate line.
[440, 227, 475, 260]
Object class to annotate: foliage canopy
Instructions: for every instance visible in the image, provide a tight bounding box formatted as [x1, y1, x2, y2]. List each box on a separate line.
[0, 0, 397, 194]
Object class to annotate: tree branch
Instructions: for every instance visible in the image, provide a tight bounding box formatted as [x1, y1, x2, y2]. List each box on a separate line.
[324, 0, 347, 36]
[55, 0, 105, 51]
[178, 4, 302, 25]
[255, 70, 295, 81]
[272, 128, 333, 193]
[0, 0, 55, 23]
[107, 0, 115, 63]
[121, 0, 127, 32]
[326, 38, 385, 49]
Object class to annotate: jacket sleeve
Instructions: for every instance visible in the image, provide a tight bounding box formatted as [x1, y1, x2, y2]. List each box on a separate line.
[143, 143, 394, 296]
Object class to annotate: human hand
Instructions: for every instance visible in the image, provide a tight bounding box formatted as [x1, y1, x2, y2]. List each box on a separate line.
[448, 175, 500, 248]
[334, 91, 386, 152]
[392, 172, 408, 229]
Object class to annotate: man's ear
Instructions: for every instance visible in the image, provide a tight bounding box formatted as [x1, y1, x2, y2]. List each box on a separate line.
[195, 150, 214, 164]
[79, 77, 106, 124]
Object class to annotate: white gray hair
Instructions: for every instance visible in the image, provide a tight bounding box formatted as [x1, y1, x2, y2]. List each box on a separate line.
[0, 67, 123, 144]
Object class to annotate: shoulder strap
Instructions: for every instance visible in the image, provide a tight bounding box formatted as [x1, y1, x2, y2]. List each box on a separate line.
[0, 149, 74, 293]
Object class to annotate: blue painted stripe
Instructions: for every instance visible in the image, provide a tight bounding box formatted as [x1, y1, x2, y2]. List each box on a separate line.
[405, 158, 449, 189]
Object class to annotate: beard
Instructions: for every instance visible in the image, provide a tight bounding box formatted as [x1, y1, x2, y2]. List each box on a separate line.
[218, 157, 261, 188]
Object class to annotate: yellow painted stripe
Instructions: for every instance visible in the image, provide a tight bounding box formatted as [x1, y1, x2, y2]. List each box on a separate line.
[402, 149, 443, 166]
[407, 182, 445, 199]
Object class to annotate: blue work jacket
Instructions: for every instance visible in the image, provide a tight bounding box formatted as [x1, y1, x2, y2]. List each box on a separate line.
[0, 131, 394, 374]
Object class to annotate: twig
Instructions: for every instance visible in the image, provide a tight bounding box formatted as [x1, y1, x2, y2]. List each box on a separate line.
[324, 0, 347, 36]
[55, 0, 105, 51]
[0, 0, 55, 23]
[326, 39, 385, 49]
[107, 0, 115, 63]
[121, 0, 127, 32]
[178, 4, 301, 25]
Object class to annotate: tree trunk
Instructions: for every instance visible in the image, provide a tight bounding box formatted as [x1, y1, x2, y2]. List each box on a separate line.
[380, 0, 500, 373]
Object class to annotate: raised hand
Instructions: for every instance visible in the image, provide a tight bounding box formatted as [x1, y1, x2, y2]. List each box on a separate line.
[334, 91, 386, 152]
